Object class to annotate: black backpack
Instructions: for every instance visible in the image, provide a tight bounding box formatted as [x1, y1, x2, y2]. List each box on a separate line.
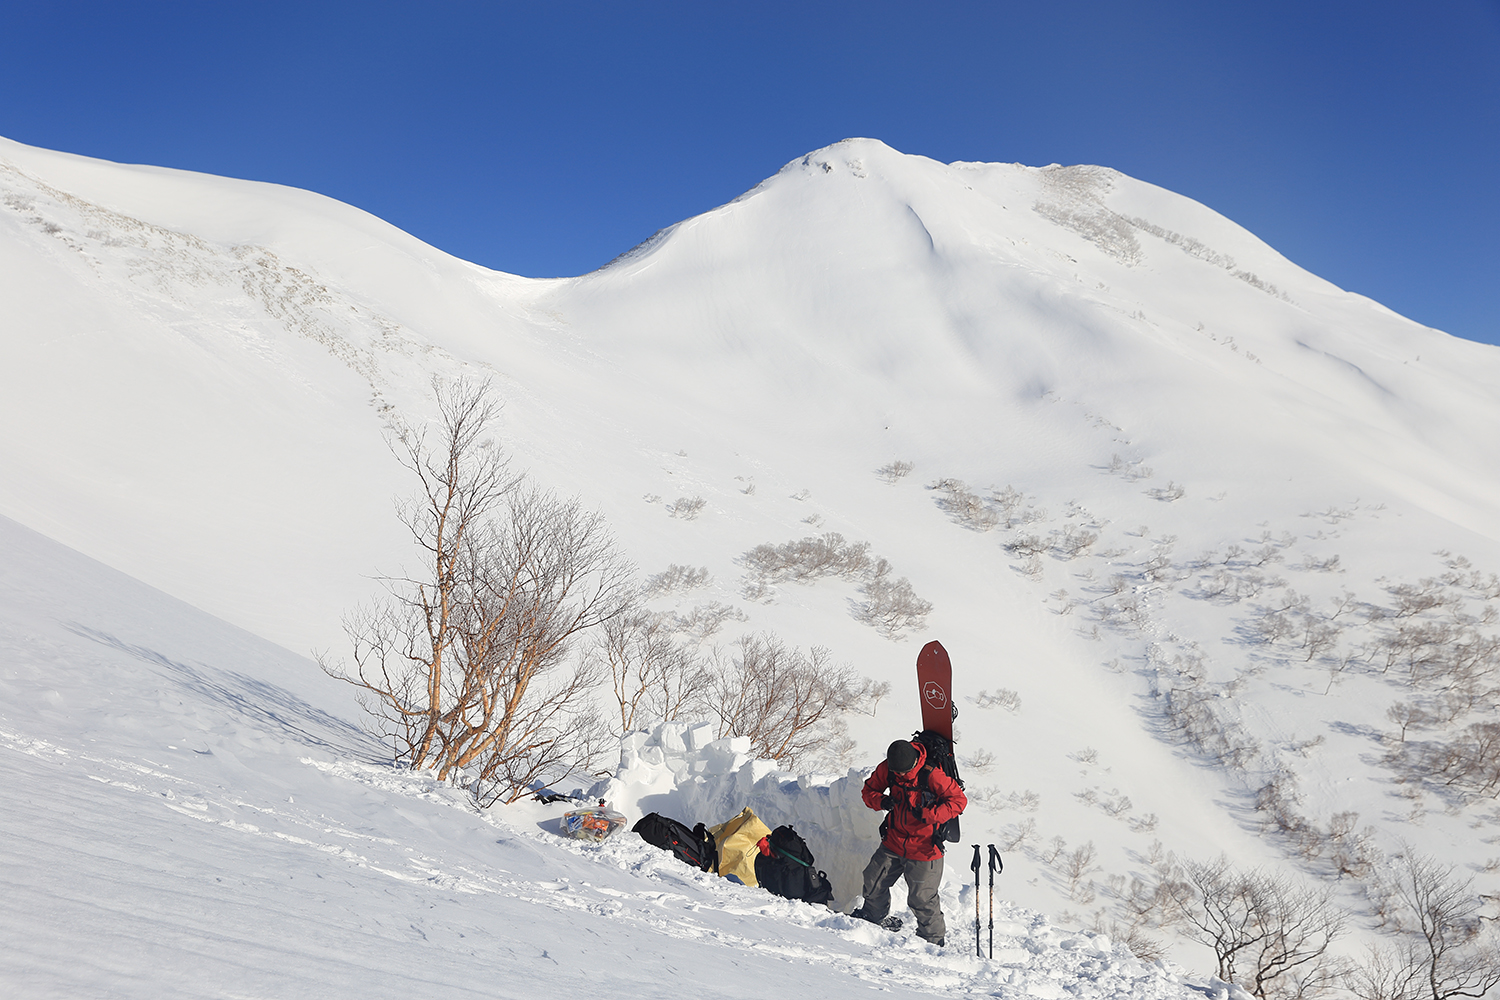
[754, 824, 834, 906]
[911, 729, 963, 844]
[632, 813, 718, 872]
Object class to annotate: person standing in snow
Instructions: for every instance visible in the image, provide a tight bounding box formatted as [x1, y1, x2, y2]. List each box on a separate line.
[850, 739, 967, 946]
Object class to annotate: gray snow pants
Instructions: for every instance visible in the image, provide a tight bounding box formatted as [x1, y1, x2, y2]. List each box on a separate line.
[858, 846, 946, 943]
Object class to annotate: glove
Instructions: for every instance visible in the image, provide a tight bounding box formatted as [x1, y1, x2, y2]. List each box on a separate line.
[880, 794, 892, 811]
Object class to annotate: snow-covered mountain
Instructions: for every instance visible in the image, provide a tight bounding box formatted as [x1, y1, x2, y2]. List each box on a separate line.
[3, 134, 1498, 996]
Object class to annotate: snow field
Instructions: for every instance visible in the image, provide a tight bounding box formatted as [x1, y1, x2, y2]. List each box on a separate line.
[0, 511, 1218, 997]
[5, 131, 1500, 992]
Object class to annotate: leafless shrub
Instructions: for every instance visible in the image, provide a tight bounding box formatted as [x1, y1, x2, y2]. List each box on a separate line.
[322, 380, 632, 805]
[1251, 544, 1286, 567]
[876, 459, 914, 483]
[1008, 789, 1041, 811]
[1007, 533, 1048, 557]
[961, 747, 997, 774]
[642, 564, 711, 599]
[1001, 818, 1037, 851]
[668, 600, 748, 642]
[1129, 812, 1160, 834]
[1384, 579, 1454, 620]
[1300, 553, 1342, 573]
[670, 496, 707, 519]
[1108, 453, 1155, 481]
[742, 531, 872, 583]
[1059, 841, 1101, 902]
[929, 478, 999, 531]
[1325, 812, 1381, 879]
[994, 485, 1024, 525]
[1143, 541, 1179, 585]
[1146, 481, 1186, 502]
[703, 633, 885, 770]
[1097, 592, 1149, 631]
[1103, 794, 1134, 817]
[1057, 524, 1099, 559]
[1088, 913, 1167, 963]
[1177, 858, 1346, 999]
[859, 571, 934, 639]
[975, 688, 1022, 712]
[1254, 609, 1296, 644]
[1255, 773, 1306, 836]
[1300, 619, 1342, 662]
[1167, 688, 1261, 769]
[1389, 721, 1500, 801]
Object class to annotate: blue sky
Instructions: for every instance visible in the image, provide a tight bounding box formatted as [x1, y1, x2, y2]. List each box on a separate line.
[4, 1, 1497, 345]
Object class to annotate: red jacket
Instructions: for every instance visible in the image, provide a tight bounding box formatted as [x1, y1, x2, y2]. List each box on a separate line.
[861, 742, 967, 861]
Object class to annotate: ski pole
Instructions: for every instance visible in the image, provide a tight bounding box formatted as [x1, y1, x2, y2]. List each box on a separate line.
[970, 844, 982, 957]
[988, 844, 1002, 959]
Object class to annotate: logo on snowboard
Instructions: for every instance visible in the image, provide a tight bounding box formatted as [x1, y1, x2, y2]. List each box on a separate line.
[922, 681, 948, 709]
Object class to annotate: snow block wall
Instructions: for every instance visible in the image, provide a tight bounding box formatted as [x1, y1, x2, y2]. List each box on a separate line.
[589, 722, 882, 908]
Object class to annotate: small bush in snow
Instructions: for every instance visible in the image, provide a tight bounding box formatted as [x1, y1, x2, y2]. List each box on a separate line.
[1006, 534, 1048, 557]
[875, 459, 914, 484]
[1108, 454, 1154, 481]
[1056, 525, 1099, 559]
[742, 531, 872, 584]
[858, 574, 933, 639]
[666, 600, 747, 643]
[641, 563, 710, 599]
[670, 496, 706, 519]
[974, 688, 1022, 713]
[1146, 481, 1185, 502]
[929, 478, 999, 531]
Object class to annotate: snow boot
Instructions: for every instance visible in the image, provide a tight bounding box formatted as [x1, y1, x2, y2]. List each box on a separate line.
[849, 907, 903, 933]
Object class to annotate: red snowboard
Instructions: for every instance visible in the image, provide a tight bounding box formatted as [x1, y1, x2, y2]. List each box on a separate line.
[916, 640, 954, 740]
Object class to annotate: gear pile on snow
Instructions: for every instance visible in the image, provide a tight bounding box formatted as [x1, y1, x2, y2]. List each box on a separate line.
[635, 803, 834, 905]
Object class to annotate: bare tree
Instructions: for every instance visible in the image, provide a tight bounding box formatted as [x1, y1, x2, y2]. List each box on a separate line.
[1177, 857, 1346, 999]
[1349, 850, 1500, 1000]
[322, 380, 634, 804]
[592, 610, 708, 736]
[704, 633, 886, 770]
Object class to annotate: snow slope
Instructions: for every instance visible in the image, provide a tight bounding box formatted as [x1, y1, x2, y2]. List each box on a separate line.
[0, 513, 1207, 999]
[3, 133, 1499, 988]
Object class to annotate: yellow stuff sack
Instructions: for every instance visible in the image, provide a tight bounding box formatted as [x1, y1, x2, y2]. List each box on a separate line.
[708, 806, 772, 887]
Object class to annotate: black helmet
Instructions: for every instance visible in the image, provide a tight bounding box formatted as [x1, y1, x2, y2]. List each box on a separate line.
[886, 739, 919, 774]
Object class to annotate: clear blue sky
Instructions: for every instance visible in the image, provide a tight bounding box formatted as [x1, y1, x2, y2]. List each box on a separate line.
[4, 1, 1497, 345]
